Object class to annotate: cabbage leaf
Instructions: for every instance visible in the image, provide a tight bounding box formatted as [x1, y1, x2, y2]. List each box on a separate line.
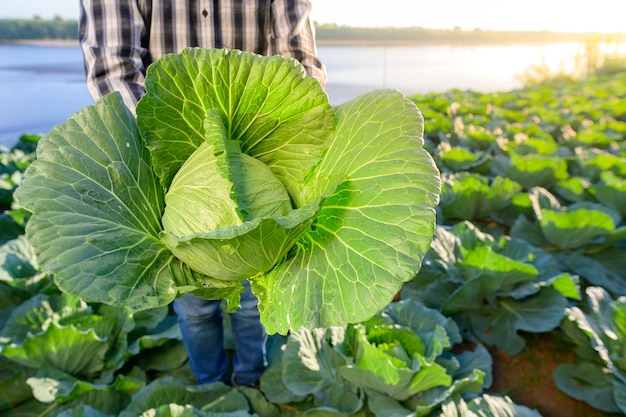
[14, 48, 441, 334]
[554, 287, 626, 414]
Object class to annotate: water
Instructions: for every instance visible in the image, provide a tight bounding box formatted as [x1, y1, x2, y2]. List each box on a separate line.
[0, 42, 583, 148]
[0, 44, 92, 148]
[319, 42, 581, 102]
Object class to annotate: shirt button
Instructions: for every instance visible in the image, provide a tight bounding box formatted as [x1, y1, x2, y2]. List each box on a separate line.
[202, 9, 208, 17]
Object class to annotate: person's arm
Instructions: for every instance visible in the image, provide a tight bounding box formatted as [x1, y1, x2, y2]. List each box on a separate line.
[79, 0, 150, 111]
[269, 0, 327, 86]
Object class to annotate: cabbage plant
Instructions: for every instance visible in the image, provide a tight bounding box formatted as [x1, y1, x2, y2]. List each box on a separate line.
[260, 300, 488, 416]
[14, 48, 440, 334]
[555, 287, 626, 414]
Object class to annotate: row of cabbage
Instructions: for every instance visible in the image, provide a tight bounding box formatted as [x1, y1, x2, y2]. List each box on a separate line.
[403, 70, 626, 414]
[0, 152, 536, 416]
[1, 69, 625, 416]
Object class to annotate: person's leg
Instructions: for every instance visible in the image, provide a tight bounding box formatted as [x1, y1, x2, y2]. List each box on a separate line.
[173, 293, 229, 384]
[230, 280, 267, 386]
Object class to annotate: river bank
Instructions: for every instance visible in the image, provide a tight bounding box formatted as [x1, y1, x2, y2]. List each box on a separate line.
[8, 25, 621, 49]
[3, 38, 79, 47]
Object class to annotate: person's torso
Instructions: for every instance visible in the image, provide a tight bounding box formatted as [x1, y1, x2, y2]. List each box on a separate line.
[138, 0, 273, 61]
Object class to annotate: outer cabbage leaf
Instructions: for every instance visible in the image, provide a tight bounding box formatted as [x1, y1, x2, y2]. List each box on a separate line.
[441, 247, 539, 314]
[557, 250, 626, 296]
[281, 327, 363, 414]
[575, 149, 626, 182]
[0, 294, 129, 379]
[0, 211, 24, 244]
[0, 235, 51, 296]
[437, 145, 489, 173]
[490, 153, 568, 190]
[339, 302, 454, 401]
[0, 358, 34, 412]
[437, 394, 542, 417]
[39, 387, 137, 417]
[511, 190, 620, 251]
[553, 177, 590, 203]
[118, 377, 251, 417]
[55, 405, 116, 417]
[340, 325, 450, 401]
[439, 173, 522, 221]
[0, 293, 140, 403]
[467, 287, 568, 355]
[567, 287, 626, 373]
[554, 287, 626, 413]
[254, 90, 441, 333]
[403, 222, 574, 355]
[382, 299, 462, 350]
[589, 172, 626, 218]
[13, 93, 203, 309]
[263, 302, 483, 416]
[503, 135, 559, 156]
[614, 377, 626, 414]
[27, 366, 143, 405]
[539, 206, 615, 250]
[553, 362, 620, 413]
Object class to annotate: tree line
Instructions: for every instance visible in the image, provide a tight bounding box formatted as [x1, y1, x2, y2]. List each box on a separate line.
[0, 17, 603, 45]
[315, 23, 591, 45]
[0, 18, 77, 41]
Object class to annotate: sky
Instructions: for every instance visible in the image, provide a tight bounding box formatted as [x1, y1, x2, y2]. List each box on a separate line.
[0, 0, 624, 34]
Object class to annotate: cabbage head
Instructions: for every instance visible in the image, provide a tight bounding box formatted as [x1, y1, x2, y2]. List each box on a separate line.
[14, 48, 440, 334]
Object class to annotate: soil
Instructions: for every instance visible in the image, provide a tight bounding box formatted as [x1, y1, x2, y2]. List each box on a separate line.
[486, 331, 617, 417]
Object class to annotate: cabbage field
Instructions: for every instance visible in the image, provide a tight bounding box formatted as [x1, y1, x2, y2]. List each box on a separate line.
[1, 54, 625, 417]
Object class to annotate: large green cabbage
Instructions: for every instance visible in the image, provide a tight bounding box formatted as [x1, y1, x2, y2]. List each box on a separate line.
[14, 48, 440, 334]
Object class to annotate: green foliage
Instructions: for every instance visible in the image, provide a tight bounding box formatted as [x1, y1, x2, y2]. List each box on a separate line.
[437, 394, 542, 416]
[0, 237, 194, 415]
[14, 48, 441, 335]
[401, 222, 579, 355]
[554, 287, 626, 414]
[0, 137, 37, 209]
[405, 69, 625, 414]
[439, 173, 522, 221]
[261, 300, 488, 417]
[2, 45, 626, 416]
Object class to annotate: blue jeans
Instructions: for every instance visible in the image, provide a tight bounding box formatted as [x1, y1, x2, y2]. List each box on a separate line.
[173, 280, 267, 386]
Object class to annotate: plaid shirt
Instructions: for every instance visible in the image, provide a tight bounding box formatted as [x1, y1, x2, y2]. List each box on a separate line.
[79, 0, 327, 110]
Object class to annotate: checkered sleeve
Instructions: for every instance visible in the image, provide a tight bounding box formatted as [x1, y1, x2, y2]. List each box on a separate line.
[79, 0, 150, 112]
[269, 0, 327, 86]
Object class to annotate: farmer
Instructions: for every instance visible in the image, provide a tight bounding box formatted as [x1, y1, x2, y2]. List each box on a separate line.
[78, 0, 327, 388]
